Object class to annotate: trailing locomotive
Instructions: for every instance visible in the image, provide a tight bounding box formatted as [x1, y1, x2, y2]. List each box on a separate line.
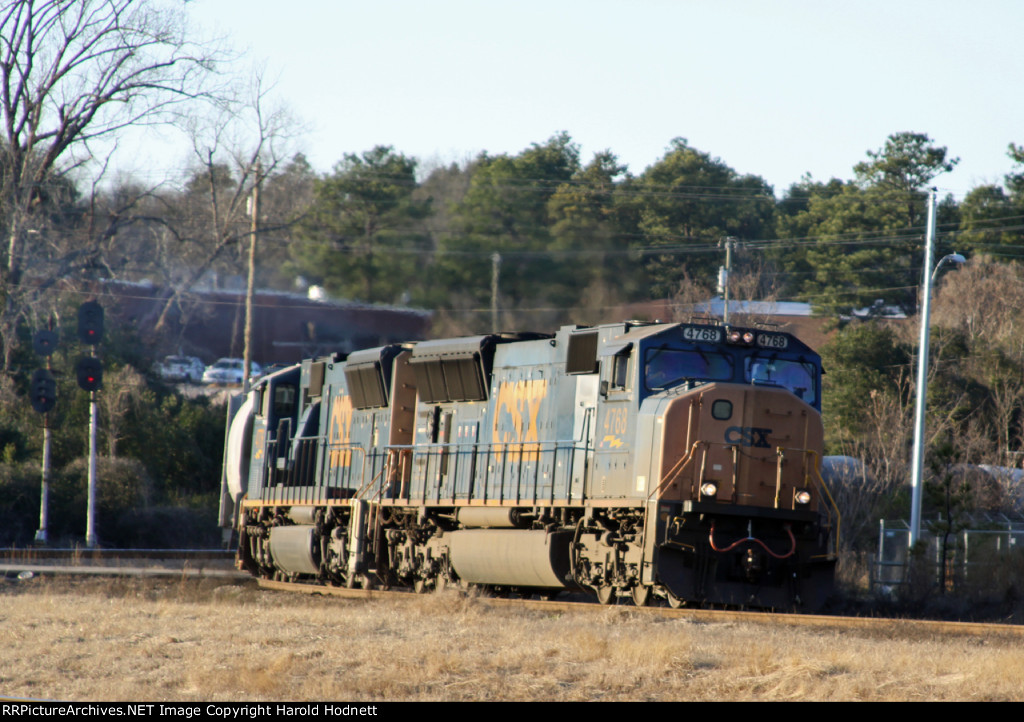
[218, 320, 838, 609]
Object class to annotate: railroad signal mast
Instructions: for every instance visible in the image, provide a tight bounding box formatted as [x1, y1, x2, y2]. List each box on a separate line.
[77, 301, 104, 548]
[31, 303, 106, 546]
[31, 326, 58, 545]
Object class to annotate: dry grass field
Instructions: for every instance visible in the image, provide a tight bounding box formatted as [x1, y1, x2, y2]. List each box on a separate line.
[1, 575, 1023, 702]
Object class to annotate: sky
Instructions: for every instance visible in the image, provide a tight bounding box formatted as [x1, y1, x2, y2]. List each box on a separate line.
[115, 0, 1024, 199]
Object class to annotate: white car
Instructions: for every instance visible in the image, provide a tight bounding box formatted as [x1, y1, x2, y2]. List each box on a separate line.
[156, 355, 206, 384]
[202, 358, 262, 385]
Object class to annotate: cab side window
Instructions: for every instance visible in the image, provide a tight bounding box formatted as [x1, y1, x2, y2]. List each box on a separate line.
[612, 351, 630, 390]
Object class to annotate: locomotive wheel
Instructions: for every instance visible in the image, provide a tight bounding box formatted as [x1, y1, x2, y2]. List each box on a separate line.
[666, 590, 686, 609]
[631, 585, 651, 607]
[595, 585, 615, 605]
[412, 578, 429, 594]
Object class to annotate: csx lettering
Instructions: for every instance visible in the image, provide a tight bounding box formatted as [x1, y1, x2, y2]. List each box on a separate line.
[724, 426, 772, 448]
[329, 393, 354, 468]
[492, 379, 548, 464]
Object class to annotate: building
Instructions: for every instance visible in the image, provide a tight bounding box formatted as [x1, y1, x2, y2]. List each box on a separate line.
[89, 281, 432, 364]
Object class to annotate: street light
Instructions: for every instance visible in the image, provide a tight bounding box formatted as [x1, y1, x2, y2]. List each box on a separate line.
[908, 189, 966, 548]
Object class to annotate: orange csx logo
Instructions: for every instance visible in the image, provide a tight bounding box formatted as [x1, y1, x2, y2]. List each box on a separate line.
[329, 393, 353, 467]
[492, 378, 547, 463]
[724, 426, 772, 449]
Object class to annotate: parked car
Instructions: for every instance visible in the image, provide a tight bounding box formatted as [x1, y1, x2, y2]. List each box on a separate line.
[202, 358, 262, 385]
[156, 355, 206, 384]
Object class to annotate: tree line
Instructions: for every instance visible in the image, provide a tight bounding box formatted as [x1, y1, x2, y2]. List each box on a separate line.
[27, 128, 1024, 335]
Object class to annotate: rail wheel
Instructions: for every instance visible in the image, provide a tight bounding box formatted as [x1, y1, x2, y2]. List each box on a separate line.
[595, 585, 615, 605]
[631, 585, 651, 607]
[666, 590, 686, 609]
[412, 577, 430, 594]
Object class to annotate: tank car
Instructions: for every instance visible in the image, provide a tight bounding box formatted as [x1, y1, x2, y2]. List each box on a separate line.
[218, 321, 838, 609]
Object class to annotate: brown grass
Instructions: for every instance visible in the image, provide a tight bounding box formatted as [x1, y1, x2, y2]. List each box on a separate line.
[2, 576, 1024, 701]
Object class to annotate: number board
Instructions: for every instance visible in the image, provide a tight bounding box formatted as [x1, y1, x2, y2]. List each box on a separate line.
[756, 333, 789, 350]
[681, 326, 722, 343]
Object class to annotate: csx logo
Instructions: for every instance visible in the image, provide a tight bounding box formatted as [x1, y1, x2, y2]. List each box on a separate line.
[725, 426, 772, 449]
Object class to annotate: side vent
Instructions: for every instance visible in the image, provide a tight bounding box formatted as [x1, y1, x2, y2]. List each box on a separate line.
[566, 330, 599, 374]
[344, 346, 403, 409]
[345, 362, 388, 409]
[308, 361, 325, 398]
[409, 336, 495, 403]
[411, 355, 487, 403]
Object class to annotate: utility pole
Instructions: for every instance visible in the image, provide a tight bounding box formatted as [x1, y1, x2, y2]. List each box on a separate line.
[909, 190, 966, 549]
[243, 159, 262, 395]
[909, 190, 937, 550]
[491, 251, 501, 332]
[718, 237, 735, 323]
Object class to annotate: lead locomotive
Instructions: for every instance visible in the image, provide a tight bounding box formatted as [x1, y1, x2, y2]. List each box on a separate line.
[219, 321, 837, 609]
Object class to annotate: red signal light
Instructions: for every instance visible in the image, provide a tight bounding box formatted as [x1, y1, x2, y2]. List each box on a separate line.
[76, 357, 103, 391]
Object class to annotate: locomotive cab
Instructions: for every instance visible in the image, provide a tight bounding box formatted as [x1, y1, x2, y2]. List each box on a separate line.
[627, 327, 835, 609]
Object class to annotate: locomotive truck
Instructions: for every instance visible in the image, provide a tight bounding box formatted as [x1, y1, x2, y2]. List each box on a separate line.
[218, 320, 838, 609]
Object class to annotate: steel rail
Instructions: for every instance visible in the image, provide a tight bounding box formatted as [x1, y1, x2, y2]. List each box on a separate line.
[255, 578, 1024, 639]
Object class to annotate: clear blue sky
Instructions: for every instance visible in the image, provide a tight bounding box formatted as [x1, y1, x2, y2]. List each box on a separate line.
[120, 0, 1024, 199]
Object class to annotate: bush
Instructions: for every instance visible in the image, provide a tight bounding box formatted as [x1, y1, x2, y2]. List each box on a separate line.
[111, 505, 219, 549]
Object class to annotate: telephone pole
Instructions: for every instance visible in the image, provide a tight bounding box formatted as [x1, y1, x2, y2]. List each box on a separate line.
[718, 237, 735, 323]
[243, 158, 262, 395]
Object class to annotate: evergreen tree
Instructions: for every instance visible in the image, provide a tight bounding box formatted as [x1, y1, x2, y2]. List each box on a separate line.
[776, 132, 959, 314]
[625, 138, 775, 298]
[289, 146, 431, 304]
[437, 133, 581, 324]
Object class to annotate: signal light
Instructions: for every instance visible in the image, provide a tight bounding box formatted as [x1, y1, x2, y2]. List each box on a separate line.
[32, 330, 58, 357]
[30, 369, 57, 414]
[77, 301, 104, 345]
[76, 357, 103, 392]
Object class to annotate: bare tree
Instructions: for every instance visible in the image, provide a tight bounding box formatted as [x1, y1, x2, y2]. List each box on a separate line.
[151, 69, 301, 334]
[0, 0, 222, 364]
[669, 264, 780, 327]
[829, 374, 914, 551]
[100, 364, 148, 457]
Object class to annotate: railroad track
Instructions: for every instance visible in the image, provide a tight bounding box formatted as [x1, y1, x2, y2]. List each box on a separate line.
[0, 548, 244, 580]
[255, 578, 1024, 639]
[6, 553, 1022, 639]
[0, 547, 235, 560]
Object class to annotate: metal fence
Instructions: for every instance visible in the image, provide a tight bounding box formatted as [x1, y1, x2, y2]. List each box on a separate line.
[874, 517, 1024, 593]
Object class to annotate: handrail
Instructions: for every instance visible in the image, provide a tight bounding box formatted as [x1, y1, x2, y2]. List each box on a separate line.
[378, 439, 594, 505]
[649, 440, 703, 500]
[805, 449, 841, 554]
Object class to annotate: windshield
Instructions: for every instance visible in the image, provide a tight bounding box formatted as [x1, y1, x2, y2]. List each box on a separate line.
[744, 356, 817, 404]
[645, 348, 734, 391]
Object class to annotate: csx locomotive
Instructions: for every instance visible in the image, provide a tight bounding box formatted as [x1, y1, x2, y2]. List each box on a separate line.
[218, 320, 838, 609]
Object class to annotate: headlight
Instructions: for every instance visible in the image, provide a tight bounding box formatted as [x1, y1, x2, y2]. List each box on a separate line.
[794, 489, 812, 505]
[725, 329, 755, 346]
[700, 482, 718, 498]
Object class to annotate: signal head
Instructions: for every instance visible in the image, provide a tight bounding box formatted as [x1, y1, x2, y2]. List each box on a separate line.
[75, 357, 103, 392]
[77, 301, 104, 345]
[30, 369, 57, 413]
